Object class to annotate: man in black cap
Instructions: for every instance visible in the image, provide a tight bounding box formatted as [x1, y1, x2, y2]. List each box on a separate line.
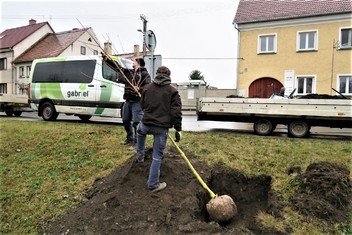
[120, 58, 151, 145]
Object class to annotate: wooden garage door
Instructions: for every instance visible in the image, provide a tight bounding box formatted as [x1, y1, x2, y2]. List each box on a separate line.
[248, 77, 283, 98]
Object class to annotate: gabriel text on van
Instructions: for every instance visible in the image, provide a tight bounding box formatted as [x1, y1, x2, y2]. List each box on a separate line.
[67, 90, 89, 98]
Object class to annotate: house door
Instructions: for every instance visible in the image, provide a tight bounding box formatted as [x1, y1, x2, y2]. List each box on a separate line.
[248, 77, 283, 98]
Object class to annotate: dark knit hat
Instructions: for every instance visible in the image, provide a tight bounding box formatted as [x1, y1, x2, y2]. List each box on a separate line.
[135, 58, 145, 67]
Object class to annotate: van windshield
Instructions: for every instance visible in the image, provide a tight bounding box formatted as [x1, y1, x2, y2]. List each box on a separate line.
[32, 60, 96, 83]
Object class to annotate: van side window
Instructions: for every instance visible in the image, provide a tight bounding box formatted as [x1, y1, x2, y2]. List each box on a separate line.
[102, 60, 124, 84]
[32, 60, 96, 83]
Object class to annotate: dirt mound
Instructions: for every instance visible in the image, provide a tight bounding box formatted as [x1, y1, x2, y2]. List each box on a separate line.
[298, 94, 349, 99]
[42, 147, 286, 235]
[289, 161, 352, 223]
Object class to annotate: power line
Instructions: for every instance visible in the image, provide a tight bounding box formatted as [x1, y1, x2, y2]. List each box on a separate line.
[163, 57, 243, 60]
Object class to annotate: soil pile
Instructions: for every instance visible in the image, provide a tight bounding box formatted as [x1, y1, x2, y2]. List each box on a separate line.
[42, 147, 286, 234]
[42, 149, 351, 234]
[298, 94, 350, 99]
[290, 161, 352, 223]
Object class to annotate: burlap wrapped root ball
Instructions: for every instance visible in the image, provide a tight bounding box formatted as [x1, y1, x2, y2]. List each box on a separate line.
[206, 195, 237, 222]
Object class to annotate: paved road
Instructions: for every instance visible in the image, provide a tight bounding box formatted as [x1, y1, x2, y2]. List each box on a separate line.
[1, 111, 351, 140]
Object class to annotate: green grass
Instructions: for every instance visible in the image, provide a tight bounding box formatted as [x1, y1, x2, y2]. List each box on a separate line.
[0, 119, 351, 234]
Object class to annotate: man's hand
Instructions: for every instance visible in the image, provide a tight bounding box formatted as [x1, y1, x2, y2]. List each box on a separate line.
[131, 85, 141, 97]
[175, 131, 182, 142]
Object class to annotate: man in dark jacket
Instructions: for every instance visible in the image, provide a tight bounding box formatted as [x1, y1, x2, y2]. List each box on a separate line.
[120, 58, 151, 145]
[136, 66, 182, 192]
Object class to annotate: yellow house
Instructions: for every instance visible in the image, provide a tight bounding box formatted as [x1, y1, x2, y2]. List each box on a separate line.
[233, 0, 352, 98]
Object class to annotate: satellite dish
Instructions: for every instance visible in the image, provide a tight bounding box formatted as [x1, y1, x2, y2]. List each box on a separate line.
[145, 30, 156, 53]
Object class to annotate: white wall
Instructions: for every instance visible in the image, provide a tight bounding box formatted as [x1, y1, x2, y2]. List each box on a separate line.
[60, 31, 103, 56]
[12, 24, 53, 58]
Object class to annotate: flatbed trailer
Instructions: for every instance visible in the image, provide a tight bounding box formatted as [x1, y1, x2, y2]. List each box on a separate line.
[197, 97, 352, 138]
[0, 94, 32, 116]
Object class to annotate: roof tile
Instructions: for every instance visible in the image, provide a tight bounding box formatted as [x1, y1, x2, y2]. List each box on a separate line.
[0, 22, 51, 49]
[14, 29, 87, 62]
[234, 0, 352, 24]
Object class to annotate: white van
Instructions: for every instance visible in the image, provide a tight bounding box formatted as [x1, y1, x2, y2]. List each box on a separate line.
[28, 55, 133, 121]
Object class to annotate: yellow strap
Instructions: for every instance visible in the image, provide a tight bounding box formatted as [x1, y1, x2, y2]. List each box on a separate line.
[168, 134, 217, 199]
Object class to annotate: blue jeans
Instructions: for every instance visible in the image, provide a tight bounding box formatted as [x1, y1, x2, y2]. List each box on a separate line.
[122, 100, 143, 142]
[136, 122, 168, 190]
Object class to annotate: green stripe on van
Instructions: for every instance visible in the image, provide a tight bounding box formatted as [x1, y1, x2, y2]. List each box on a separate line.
[95, 83, 113, 115]
[101, 83, 113, 101]
[30, 83, 38, 98]
[40, 83, 64, 99]
[95, 107, 104, 115]
[36, 57, 67, 63]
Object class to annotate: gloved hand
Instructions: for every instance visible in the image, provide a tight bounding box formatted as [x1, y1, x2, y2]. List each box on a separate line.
[175, 131, 182, 142]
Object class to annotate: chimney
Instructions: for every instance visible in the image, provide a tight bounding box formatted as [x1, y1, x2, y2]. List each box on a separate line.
[134, 44, 140, 57]
[104, 42, 112, 55]
[29, 19, 36, 25]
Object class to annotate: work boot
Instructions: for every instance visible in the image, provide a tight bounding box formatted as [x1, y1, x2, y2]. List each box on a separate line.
[120, 139, 133, 145]
[128, 142, 137, 151]
[135, 157, 144, 163]
[150, 182, 167, 193]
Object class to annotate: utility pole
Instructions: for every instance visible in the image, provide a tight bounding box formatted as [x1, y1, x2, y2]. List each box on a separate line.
[140, 14, 148, 56]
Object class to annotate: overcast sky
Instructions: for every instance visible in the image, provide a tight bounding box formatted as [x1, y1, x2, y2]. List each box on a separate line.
[1, 0, 240, 88]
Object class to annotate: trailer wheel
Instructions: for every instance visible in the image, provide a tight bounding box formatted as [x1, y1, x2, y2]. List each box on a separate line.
[13, 111, 22, 117]
[253, 119, 273, 136]
[41, 101, 58, 121]
[5, 111, 13, 116]
[288, 121, 310, 138]
[78, 115, 92, 121]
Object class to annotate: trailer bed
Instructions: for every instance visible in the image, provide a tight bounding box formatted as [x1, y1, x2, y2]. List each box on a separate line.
[197, 98, 352, 137]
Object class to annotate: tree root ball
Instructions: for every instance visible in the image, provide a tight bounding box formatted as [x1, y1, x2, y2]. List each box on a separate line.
[206, 195, 237, 223]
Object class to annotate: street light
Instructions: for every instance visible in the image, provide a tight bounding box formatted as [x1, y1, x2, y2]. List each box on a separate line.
[139, 14, 148, 56]
[137, 29, 146, 56]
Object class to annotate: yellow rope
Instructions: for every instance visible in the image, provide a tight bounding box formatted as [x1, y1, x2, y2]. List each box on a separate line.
[168, 134, 217, 199]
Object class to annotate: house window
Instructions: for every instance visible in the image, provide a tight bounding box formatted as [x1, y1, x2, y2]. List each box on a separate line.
[26, 66, 31, 78]
[338, 75, 352, 95]
[19, 86, 27, 95]
[80, 46, 86, 55]
[19, 66, 25, 78]
[0, 58, 7, 70]
[296, 76, 315, 95]
[258, 34, 277, 53]
[297, 30, 318, 51]
[340, 27, 352, 49]
[93, 50, 99, 55]
[0, 83, 7, 93]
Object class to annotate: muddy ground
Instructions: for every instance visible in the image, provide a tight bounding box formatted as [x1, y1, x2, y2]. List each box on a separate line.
[42, 147, 351, 235]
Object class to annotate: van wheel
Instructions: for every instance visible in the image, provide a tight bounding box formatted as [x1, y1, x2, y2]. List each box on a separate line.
[41, 102, 58, 121]
[253, 119, 273, 136]
[78, 115, 92, 121]
[288, 121, 310, 138]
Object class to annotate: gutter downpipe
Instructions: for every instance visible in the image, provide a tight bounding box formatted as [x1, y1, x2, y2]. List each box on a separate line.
[11, 49, 16, 94]
[234, 23, 240, 96]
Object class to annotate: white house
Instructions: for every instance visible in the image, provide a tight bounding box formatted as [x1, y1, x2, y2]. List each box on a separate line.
[0, 19, 102, 95]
